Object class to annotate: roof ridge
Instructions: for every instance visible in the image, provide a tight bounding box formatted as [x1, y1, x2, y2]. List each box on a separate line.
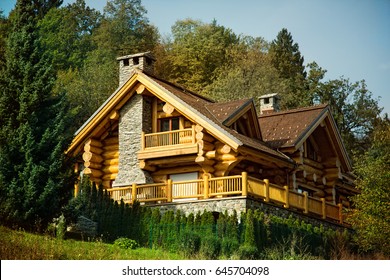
[258, 103, 328, 118]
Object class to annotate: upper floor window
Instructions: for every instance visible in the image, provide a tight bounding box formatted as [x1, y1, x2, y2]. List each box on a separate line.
[159, 117, 179, 132]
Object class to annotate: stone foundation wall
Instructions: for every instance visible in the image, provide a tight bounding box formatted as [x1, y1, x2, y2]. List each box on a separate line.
[146, 197, 345, 231]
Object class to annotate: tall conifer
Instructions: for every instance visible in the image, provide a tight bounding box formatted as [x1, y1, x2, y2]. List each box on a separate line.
[0, 0, 73, 230]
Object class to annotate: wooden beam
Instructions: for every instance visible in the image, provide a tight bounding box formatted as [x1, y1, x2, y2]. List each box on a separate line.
[139, 160, 157, 172]
[135, 83, 146, 94]
[147, 155, 197, 166]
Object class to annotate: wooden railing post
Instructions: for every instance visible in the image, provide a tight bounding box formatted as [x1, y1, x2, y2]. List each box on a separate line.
[303, 191, 309, 214]
[167, 179, 172, 202]
[338, 203, 343, 224]
[203, 174, 209, 199]
[131, 183, 137, 204]
[321, 198, 326, 219]
[242, 172, 248, 196]
[284, 185, 289, 208]
[264, 179, 270, 202]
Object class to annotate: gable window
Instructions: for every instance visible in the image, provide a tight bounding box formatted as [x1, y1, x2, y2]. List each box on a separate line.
[306, 140, 318, 161]
[159, 117, 179, 132]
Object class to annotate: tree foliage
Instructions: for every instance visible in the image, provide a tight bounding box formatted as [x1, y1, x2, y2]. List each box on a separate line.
[269, 28, 308, 108]
[347, 119, 390, 257]
[0, 0, 74, 231]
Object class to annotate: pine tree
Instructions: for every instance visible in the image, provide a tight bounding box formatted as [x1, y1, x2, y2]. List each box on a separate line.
[269, 28, 310, 109]
[0, 0, 73, 231]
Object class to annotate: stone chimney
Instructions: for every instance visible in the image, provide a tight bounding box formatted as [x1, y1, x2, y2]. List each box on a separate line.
[259, 93, 280, 114]
[117, 52, 156, 86]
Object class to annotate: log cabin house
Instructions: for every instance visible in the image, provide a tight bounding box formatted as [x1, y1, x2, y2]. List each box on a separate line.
[66, 52, 357, 226]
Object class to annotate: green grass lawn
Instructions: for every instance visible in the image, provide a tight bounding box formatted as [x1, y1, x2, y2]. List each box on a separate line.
[0, 226, 182, 260]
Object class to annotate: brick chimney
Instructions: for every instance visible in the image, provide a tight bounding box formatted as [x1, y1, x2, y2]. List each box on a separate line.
[117, 52, 156, 86]
[259, 93, 280, 114]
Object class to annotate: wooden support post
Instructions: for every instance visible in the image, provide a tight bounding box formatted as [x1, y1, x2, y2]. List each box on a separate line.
[167, 179, 172, 202]
[132, 183, 137, 204]
[321, 198, 326, 219]
[242, 172, 248, 197]
[303, 191, 309, 214]
[203, 174, 209, 199]
[284, 185, 289, 208]
[338, 203, 343, 224]
[264, 179, 270, 202]
[141, 131, 145, 150]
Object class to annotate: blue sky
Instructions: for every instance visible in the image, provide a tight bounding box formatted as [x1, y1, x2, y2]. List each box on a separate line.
[1, 0, 389, 114]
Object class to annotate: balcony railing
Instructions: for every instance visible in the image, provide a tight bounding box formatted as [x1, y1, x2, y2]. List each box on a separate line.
[141, 127, 196, 150]
[106, 172, 345, 224]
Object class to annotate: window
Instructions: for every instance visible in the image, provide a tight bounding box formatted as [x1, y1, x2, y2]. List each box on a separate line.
[306, 140, 318, 161]
[159, 117, 179, 132]
[264, 97, 270, 104]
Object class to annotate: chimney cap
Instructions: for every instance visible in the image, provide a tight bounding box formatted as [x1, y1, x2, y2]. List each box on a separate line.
[259, 93, 280, 100]
[117, 51, 156, 62]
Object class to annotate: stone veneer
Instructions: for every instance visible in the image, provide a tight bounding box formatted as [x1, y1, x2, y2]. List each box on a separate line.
[113, 94, 153, 186]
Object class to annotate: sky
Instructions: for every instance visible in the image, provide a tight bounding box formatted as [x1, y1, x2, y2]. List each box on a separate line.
[1, 0, 389, 114]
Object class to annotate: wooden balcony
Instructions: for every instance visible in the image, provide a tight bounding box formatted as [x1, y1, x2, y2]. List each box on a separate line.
[138, 127, 198, 159]
[107, 172, 345, 225]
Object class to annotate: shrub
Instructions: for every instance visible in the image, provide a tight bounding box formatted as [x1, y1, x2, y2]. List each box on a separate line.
[179, 230, 201, 257]
[238, 244, 258, 260]
[114, 237, 139, 250]
[221, 237, 239, 257]
[200, 236, 221, 259]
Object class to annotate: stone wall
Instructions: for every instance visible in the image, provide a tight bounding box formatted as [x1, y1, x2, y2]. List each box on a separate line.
[113, 94, 153, 186]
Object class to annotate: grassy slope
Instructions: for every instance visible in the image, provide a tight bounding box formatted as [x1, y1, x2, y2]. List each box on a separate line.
[0, 226, 182, 260]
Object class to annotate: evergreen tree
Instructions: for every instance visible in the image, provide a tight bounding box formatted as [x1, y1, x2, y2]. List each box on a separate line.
[0, 0, 73, 231]
[0, 10, 9, 69]
[269, 28, 309, 108]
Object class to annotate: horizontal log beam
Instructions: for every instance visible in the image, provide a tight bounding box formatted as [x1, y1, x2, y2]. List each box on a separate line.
[82, 152, 103, 163]
[84, 161, 102, 170]
[103, 137, 119, 145]
[102, 165, 119, 174]
[102, 173, 117, 181]
[103, 158, 119, 166]
[85, 138, 103, 148]
[103, 144, 119, 151]
[139, 160, 157, 172]
[84, 168, 103, 178]
[102, 150, 119, 159]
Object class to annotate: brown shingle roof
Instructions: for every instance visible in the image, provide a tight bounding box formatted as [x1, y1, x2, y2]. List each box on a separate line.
[147, 75, 293, 163]
[205, 99, 252, 123]
[258, 104, 328, 149]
